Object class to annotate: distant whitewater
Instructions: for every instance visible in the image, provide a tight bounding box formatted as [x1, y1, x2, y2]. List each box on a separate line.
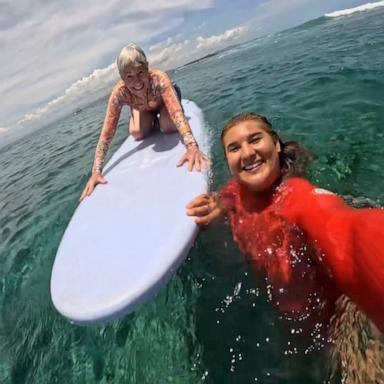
[325, 1, 384, 17]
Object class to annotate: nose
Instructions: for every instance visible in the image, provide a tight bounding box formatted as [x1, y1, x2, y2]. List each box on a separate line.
[241, 143, 256, 162]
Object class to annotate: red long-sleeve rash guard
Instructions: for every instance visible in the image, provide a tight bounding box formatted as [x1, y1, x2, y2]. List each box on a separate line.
[220, 177, 384, 331]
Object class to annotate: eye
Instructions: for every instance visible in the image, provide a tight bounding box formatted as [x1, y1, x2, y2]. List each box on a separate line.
[227, 145, 240, 153]
[250, 136, 261, 144]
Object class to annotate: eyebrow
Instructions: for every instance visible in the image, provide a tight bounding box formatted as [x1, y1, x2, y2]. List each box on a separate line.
[247, 132, 263, 139]
[226, 132, 263, 149]
[226, 142, 239, 150]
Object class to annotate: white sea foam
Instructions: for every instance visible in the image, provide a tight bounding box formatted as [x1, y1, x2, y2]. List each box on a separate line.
[325, 1, 384, 17]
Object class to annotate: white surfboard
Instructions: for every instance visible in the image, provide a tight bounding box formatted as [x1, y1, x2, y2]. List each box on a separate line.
[51, 100, 209, 325]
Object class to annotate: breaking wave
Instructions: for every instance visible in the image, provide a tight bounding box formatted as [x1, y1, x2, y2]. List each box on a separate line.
[325, 1, 384, 18]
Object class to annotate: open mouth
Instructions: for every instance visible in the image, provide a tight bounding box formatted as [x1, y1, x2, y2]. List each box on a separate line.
[133, 83, 144, 91]
[242, 159, 263, 172]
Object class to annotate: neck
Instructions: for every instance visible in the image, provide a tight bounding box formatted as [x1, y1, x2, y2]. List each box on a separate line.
[244, 177, 283, 212]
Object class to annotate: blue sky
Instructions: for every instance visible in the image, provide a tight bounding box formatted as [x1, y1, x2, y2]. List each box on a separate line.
[0, 0, 373, 133]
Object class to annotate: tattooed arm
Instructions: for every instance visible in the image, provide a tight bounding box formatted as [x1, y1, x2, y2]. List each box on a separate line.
[92, 88, 123, 173]
[158, 71, 195, 143]
[80, 84, 124, 201]
[156, 71, 208, 171]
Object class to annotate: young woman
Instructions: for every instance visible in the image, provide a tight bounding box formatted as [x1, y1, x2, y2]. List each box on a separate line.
[81, 43, 208, 201]
[186, 113, 384, 334]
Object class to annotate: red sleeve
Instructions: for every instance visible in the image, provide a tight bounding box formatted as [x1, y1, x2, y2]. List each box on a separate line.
[281, 177, 384, 331]
[218, 179, 239, 212]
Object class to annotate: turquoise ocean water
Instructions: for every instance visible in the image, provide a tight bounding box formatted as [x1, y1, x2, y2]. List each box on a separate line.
[1, 7, 384, 383]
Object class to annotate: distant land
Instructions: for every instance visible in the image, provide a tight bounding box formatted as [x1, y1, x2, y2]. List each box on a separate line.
[173, 43, 241, 71]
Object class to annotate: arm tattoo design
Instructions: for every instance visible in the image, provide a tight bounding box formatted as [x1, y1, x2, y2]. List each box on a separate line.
[92, 90, 122, 173]
[159, 72, 198, 146]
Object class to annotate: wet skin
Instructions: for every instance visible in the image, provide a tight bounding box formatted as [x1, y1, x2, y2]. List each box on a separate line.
[223, 121, 281, 194]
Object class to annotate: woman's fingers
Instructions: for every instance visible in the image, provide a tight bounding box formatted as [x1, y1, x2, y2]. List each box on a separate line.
[80, 182, 91, 202]
[186, 194, 211, 209]
[186, 204, 211, 216]
[177, 149, 209, 172]
[87, 182, 95, 196]
[79, 174, 107, 202]
[80, 189, 87, 202]
[193, 208, 221, 226]
[176, 154, 188, 167]
[186, 194, 218, 220]
[188, 154, 194, 172]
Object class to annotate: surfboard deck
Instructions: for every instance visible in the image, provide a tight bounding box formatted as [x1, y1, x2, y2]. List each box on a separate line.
[51, 100, 209, 325]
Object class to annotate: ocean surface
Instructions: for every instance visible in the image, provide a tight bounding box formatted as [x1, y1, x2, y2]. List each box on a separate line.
[1, 5, 384, 383]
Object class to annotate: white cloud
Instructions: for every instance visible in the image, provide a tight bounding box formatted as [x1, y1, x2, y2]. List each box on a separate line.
[5, 24, 248, 136]
[149, 38, 193, 68]
[17, 63, 119, 126]
[1, 0, 366, 147]
[0, 0, 214, 127]
[196, 26, 248, 50]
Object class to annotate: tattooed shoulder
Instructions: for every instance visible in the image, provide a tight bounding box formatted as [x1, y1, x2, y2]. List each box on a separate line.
[111, 81, 132, 105]
[151, 69, 171, 91]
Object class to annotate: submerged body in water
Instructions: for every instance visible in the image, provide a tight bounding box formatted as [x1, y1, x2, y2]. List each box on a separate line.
[188, 113, 384, 382]
[221, 177, 384, 333]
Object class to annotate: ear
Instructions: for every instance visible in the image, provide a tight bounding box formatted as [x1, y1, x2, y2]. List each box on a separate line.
[275, 139, 281, 153]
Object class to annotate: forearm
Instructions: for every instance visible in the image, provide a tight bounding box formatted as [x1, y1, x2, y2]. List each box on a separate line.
[161, 82, 198, 147]
[92, 134, 114, 174]
[91, 90, 122, 174]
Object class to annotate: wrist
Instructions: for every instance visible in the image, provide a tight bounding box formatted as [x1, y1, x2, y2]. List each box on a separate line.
[182, 132, 198, 148]
[186, 142, 198, 150]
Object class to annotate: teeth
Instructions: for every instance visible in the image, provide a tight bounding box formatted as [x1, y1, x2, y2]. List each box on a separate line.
[243, 160, 262, 171]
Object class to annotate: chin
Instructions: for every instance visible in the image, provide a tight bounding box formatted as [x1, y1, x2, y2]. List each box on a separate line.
[238, 173, 279, 194]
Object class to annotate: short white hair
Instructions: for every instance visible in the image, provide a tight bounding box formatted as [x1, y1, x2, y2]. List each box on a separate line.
[116, 43, 148, 79]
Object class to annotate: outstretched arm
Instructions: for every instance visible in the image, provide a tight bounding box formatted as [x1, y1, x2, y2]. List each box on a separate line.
[80, 86, 123, 201]
[282, 178, 384, 331]
[157, 71, 208, 171]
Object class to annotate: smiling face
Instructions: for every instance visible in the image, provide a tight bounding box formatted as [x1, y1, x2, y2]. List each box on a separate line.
[123, 65, 149, 95]
[222, 120, 282, 193]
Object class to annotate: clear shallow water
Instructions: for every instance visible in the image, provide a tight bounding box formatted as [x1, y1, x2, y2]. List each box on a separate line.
[1, 8, 384, 383]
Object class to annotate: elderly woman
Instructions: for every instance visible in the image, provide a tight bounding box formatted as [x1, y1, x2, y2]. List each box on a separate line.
[81, 43, 208, 200]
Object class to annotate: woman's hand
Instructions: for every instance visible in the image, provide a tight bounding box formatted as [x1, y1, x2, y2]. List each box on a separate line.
[186, 193, 222, 226]
[80, 172, 107, 202]
[177, 145, 209, 172]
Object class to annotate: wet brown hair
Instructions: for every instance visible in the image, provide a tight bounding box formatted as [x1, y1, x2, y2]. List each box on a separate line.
[221, 113, 312, 178]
